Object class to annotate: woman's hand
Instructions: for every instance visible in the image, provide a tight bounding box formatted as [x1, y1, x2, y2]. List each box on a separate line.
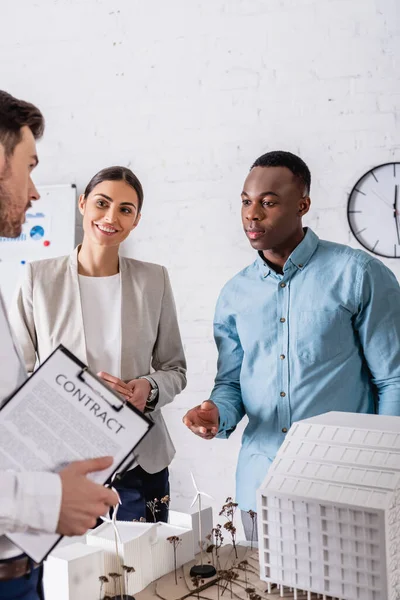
[125, 378, 151, 413]
[97, 372, 151, 412]
[97, 371, 133, 401]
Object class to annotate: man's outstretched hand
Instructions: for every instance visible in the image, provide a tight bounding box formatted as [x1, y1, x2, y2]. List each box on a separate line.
[183, 400, 219, 440]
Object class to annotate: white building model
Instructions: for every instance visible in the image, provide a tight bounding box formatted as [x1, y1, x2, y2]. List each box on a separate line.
[257, 411, 400, 600]
[43, 506, 213, 600]
[87, 520, 194, 595]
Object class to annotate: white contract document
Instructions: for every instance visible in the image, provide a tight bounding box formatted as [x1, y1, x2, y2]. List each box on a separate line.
[1, 345, 152, 563]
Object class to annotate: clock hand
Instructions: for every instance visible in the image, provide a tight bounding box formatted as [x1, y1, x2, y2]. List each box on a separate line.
[371, 189, 393, 209]
[394, 184, 400, 245]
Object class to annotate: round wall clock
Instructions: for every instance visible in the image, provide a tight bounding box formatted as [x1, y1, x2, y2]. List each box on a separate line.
[347, 162, 400, 258]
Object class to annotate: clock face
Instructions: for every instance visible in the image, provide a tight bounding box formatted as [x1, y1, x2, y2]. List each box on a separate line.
[347, 162, 400, 258]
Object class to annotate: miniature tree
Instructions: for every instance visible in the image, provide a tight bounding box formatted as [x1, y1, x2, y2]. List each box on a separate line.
[247, 510, 257, 550]
[230, 570, 239, 598]
[191, 574, 202, 599]
[108, 571, 123, 600]
[218, 570, 228, 597]
[167, 535, 182, 584]
[146, 498, 160, 522]
[212, 524, 224, 570]
[219, 497, 238, 559]
[122, 565, 136, 599]
[99, 575, 109, 599]
[219, 568, 238, 599]
[160, 494, 170, 507]
[205, 533, 216, 568]
[238, 559, 249, 588]
[160, 494, 170, 521]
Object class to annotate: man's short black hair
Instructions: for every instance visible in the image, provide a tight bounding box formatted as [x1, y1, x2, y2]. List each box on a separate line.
[251, 150, 311, 195]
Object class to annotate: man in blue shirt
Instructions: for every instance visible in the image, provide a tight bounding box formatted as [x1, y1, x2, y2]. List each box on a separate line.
[183, 150, 400, 539]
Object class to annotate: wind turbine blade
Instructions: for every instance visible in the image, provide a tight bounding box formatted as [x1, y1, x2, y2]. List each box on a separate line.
[190, 471, 200, 494]
[199, 491, 213, 501]
[190, 493, 199, 509]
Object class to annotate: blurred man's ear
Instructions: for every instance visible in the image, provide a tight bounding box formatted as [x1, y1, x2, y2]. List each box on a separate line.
[298, 196, 311, 216]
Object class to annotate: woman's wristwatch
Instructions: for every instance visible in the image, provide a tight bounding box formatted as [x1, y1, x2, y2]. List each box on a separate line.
[138, 375, 159, 410]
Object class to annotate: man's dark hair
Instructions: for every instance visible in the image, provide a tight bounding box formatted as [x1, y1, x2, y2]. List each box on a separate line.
[251, 150, 311, 195]
[83, 166, 144, 213]
[0, 90, 45, 157]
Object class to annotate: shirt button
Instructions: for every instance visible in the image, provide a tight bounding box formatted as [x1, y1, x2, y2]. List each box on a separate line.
[298, 264, 303, 268]
[280, 391, 286, 397]
[280, 317, 286, 323]
[282, 427, 288, 433]
[280, 354, 285, 360]
[280, 282, 286, 288]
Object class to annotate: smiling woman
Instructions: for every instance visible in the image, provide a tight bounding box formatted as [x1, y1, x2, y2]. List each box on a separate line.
[10, 165, 187, 523]
[79, 166, 143, 254]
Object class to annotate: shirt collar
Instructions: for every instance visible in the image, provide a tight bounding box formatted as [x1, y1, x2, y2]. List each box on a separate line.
[70, 245, 127, 273]
[256, 227, 319, 277]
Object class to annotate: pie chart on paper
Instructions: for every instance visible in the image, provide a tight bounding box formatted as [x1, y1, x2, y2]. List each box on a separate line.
[30, 225, 45, 240]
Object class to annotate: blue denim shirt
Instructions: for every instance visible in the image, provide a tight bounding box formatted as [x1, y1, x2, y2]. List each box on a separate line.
[210, 228, 400, 510]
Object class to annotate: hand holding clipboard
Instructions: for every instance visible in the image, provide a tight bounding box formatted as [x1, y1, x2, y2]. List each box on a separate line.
[1, 345, 152, 562]
[57, 456, 119, 536]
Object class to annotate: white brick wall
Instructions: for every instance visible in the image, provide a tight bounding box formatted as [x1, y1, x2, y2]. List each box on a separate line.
[1, 0, 399, 538]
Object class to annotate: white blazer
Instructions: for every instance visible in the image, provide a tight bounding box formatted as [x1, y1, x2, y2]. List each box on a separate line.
[9, 248, 187, 474]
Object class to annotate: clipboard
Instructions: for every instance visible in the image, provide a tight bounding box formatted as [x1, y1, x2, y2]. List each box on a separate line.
[1, 344, 153, 562]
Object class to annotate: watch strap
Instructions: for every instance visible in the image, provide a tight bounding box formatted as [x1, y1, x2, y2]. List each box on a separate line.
[139, 375, 159, 408]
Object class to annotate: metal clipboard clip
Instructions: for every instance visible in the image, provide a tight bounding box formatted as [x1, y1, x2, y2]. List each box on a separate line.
[77, 367, 127, 412]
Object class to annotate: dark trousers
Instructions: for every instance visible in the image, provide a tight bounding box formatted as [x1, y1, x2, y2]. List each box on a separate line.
[114, 465, 169, 522]
[0, 561, 44, 600]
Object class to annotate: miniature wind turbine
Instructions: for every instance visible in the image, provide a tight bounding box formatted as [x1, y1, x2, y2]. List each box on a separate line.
[189, 473, 217, 578]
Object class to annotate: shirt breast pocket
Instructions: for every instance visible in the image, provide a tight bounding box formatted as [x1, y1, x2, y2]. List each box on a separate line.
[295, 309, 348, 363]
